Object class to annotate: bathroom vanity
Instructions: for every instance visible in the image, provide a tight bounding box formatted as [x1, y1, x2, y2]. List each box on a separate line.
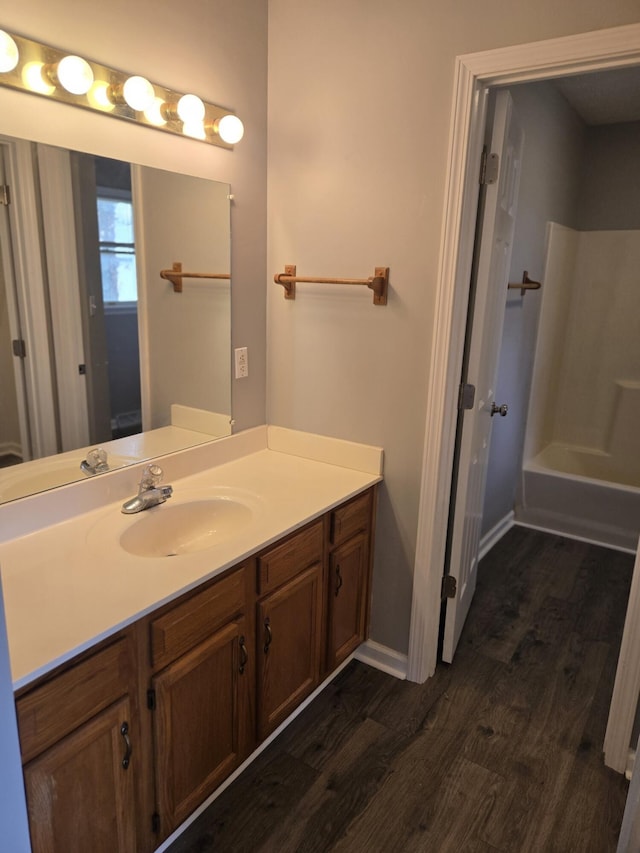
[0, 426, 382, 852]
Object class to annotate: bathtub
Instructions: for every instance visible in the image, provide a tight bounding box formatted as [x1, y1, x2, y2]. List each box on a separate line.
[517, 443, 640, 552]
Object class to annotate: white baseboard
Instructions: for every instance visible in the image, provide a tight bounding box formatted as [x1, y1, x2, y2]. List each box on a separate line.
[354, 639, 408, 680]
[515, 518, 637, 555]
[479, 511, 515, 560]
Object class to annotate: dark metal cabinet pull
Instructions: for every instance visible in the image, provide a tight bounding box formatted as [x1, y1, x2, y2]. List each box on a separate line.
[121, 721, 132, 770]
[264, 617, 272, 654]
[335, 565, 343, 597]
[239, 635, 248, 674]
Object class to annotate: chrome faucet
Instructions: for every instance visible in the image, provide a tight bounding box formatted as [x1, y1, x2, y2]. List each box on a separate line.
[81, 447, 110, 476]
[121, 464, 173, 514]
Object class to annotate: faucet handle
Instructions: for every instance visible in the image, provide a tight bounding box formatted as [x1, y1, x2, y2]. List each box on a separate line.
[140, 463, 164, 491]
[87, 447, 108, 468]
[81, 447, 109, 475]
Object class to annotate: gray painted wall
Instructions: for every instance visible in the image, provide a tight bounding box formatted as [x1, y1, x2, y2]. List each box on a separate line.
[577, 121, 640, 231]
[267, 3, 640, 657]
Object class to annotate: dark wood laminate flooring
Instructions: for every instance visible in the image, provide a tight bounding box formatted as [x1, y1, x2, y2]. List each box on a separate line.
[168, 527, 633, 853]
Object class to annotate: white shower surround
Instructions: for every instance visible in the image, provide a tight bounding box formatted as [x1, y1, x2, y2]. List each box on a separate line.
[521, 446, 640, 552]
[518, 223, 640, 551]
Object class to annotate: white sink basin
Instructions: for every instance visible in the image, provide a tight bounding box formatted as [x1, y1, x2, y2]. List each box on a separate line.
[119, 497, 255, 558]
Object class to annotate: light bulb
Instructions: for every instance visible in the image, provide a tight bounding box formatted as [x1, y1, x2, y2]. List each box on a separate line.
[144, 96, 167, 126]
[0, 30, 19, 73]
[123, 75, 154, 111]
[182, 120, 206, 140]
[22, 61, 55, 95]
[177, 93, 205, 123]
[216, 114, 244, 144]
[56, 55, 93, 95]
[87, 79, 114, 111]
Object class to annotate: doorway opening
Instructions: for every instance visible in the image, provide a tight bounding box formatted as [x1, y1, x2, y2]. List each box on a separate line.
[441, 69, 640, 667]
[407, 22, 640, 687]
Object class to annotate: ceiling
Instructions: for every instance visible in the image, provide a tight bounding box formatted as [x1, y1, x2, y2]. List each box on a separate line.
[554, 66, 640, 125]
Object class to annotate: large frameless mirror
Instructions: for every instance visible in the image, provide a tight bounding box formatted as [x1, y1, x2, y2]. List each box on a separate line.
[0, 134, 231, 504]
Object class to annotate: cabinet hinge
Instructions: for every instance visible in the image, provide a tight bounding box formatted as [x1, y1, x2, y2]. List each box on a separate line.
[480, 150, 499, 186]
[147, 688, 156, 711]
[0, 185, 10, 206]
[441, 574, 457, 600]
[12, 339, 26, 359]
[458, 382, 475, 411]
[151, 812, 160, 834]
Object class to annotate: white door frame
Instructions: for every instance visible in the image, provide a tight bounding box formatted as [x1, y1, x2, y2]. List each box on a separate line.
[407, 22, 640, 685]
[130, 165, 152, 431]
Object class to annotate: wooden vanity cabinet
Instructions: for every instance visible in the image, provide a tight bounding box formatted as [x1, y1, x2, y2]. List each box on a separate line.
[256, 520, 324, 740]
[147, 562, 254, 841]
[15, 634, 140, 853]
[326, 489, 375, 672]
[14, 486, 377, 851]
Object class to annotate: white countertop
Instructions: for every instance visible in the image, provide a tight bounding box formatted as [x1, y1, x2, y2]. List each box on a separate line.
[0, 427, 382, 690]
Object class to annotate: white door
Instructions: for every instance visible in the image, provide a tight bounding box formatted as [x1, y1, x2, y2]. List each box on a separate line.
[442, 90, 524, 663]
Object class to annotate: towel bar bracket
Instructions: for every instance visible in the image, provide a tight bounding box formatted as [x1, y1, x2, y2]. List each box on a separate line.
[160, 261, 231, 293]
[507, 270, 541, 297]
[280, 264, 297, 300]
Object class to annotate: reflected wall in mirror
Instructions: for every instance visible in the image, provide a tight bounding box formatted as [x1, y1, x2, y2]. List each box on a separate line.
[0, 134, 231, 504]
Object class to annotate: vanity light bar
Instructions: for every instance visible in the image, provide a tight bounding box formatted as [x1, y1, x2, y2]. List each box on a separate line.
[0, 29, 244, 148]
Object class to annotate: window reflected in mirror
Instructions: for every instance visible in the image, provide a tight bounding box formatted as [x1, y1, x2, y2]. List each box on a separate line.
[97, 184, 137, 303]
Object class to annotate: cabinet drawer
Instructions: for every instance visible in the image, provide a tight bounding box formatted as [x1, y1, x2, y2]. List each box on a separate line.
[17, 637, 131, 764]
[258, 521, 323, 595]
[151, 565, 246, 670]
[330, 490, 372, 547]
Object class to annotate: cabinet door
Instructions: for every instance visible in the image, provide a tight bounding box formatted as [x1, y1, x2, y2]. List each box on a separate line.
[23, 696, 136, 853]
[327, 531, 369, 670]
[151, 618, 248, 836]
[257, 563, 323, 740]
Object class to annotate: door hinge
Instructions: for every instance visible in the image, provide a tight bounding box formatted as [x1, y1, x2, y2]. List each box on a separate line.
[458, 382, 475, 411]
[151, 812, 161, 834]
[480, 150, 499, 185]
[0, 185, 10, 206]
[147, 688, 156, 711]
[12, 339, 26, 359]
[441, 574, 457, 599]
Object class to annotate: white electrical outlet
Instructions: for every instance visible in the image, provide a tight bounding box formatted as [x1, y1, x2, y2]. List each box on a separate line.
[234, 346, 249, 378]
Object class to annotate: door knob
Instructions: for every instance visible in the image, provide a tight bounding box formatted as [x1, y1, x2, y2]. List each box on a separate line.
[490, 402, 508, 417]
